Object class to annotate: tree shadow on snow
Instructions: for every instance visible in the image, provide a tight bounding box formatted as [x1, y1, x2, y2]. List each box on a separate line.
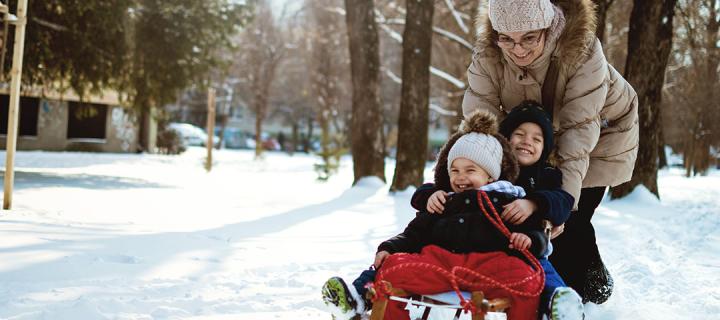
[0, 170, 172, 190]
[0, 181, 383, 285]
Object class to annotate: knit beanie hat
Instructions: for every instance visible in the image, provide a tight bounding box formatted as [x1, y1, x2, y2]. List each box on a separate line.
[488, 0, 555, 33]
[499, 100, 554, 163]
[447, 113, 504, 180]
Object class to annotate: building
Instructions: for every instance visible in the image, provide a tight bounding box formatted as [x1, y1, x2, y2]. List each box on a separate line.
[0, 86, 138, 153]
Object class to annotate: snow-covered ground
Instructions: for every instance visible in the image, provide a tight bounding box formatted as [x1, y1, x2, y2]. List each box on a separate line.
[0, 148, 717, 319]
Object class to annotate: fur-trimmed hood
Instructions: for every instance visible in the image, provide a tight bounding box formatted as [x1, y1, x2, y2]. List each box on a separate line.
[475, 0, 597, 68]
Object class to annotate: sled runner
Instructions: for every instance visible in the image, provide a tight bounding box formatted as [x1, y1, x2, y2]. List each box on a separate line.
[369, 281, 511, 320]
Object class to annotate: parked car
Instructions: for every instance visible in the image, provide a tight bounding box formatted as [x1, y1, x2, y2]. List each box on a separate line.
[214, 127, 254, 149]
[168, 122, 219, 147]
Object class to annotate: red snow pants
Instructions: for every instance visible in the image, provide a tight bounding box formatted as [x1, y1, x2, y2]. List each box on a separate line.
[373, 245, 543, 320]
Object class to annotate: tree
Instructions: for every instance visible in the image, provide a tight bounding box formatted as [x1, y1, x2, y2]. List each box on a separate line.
[432, 0, 479, 134]
[592, 0, 615, 43]
[14, 0, 132, 94]
[602, 0, 633, 70]
[307, 0, 351, 179]
[344, 0, 386, 184]
[236, 0, 285, 158]
[129, 0, 248, 151]
[664, 0, 720, 176]
[8, 0, 250, 152]
[390, 0, 435, 191]
[611, 0, 677, 199]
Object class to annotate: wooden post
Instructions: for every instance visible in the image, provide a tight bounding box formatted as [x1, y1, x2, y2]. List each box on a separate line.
[3, 0, 29, 210]
[205, 88, 216, 171]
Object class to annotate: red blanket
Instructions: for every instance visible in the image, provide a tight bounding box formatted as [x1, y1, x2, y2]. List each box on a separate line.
[374, 245, 543, 320]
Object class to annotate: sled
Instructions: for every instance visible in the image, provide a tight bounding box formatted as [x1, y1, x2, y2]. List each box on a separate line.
[369, 280, 511, 320]
[366, 192, 548, 320]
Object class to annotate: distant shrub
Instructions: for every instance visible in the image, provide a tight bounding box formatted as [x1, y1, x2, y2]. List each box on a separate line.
[156, 126, 186, 155]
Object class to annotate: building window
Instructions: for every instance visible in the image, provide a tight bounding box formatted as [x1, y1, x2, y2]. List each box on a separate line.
[0, 94, 40, 137]
[67, 101, 107, 139]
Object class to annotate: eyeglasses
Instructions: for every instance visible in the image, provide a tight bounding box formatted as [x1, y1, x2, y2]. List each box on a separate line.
[496, 31, 545, 50]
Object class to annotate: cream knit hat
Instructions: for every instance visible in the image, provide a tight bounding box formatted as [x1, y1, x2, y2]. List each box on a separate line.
[447, 132, 503, 180]
[488, 0, 555, 33]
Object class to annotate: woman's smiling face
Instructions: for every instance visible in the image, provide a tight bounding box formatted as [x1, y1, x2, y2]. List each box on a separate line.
[497, 30, 546, 67]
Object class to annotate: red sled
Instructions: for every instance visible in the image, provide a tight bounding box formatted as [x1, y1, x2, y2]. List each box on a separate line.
[368, 245, 544, 320]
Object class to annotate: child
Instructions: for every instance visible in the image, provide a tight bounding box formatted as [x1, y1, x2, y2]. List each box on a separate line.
[412, 101, 583, 319]
[322, 110, 549, 318]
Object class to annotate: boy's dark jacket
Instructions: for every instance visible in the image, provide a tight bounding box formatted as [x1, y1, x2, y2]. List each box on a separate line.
[379, 189, 548, 258]
[411, 164, 573, 227]
[378, 111, 548, 259]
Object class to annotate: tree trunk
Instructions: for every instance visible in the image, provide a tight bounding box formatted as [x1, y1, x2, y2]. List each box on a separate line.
[390, 0, 435, 191]
[657, 124, 667, 169]
[344, 0, 386, 184]
[254, 114, 264, 158]
[216, 113, 228, 150]
[290, 122, 298, 156]
[304, 115, 314, 153]
[447, 93, 463, 135]
[592, 0, 614, 43]
[253, 89, 268, 158]
[611, 0, 677, 199]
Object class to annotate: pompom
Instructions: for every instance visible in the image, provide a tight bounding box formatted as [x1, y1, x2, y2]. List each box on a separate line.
[461, 110, 498, 135]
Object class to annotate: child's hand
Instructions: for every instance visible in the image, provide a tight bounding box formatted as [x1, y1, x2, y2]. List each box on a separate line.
[427, 191, 448, 214]
[501, 199, 537, 225]
[509, 232, 531, 250]
[374, 251, 391, 269]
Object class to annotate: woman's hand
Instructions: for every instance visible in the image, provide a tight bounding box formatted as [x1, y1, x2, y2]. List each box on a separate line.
[509, 232, 532, 250]
[427, 191, 448, 214]
[374, 251, 391, 269]
[501, 199, 537, 225]
[550, 224, 565, 239]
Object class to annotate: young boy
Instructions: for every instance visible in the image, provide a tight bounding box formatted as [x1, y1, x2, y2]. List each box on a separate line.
[412, 101, 583, 319]
[322, 110, 550, 318]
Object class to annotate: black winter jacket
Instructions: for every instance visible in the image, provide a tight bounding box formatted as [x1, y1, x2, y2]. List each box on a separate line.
[515, 163, 574, 226]
[411, 164, 574, 227]
[381, 190, 548, 258]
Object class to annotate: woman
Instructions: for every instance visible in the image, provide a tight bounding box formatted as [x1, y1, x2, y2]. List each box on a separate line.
[462, 0, 638, 305]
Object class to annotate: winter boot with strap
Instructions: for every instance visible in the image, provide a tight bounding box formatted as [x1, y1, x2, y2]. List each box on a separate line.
[322, 277, 360, 319]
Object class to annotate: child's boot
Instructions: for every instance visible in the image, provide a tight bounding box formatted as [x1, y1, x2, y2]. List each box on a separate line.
[322, 277, 360, 318]
[549, 287, 584, 320]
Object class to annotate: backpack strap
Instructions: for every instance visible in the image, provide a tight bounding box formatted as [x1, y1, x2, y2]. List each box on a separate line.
[541, 57, 560, 119]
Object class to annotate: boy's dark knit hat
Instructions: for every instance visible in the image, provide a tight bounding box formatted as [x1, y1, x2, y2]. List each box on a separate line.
[499, 100, 554, 163]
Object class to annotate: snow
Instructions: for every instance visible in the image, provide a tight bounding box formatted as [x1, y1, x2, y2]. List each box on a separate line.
[433, 26, 473, 50]
[376, 13, 467, 89]
[443, 0, 469, 34]
[430, 66, 466, 89]
[0, 148, 718, 319]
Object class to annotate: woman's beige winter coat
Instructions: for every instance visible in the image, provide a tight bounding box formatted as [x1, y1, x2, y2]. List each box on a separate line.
[463, 0, 638, 209]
